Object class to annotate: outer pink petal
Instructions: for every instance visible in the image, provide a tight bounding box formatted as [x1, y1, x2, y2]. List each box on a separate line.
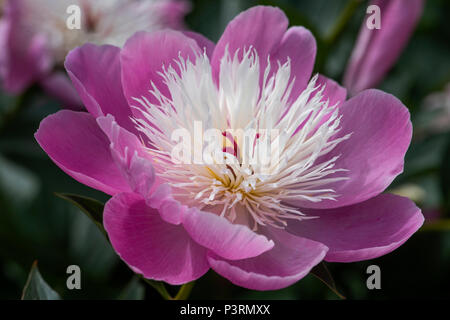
[39, 72, 83, 110]
[120, 30, 201, 115]
[97, 114, 157, 198]
[343, 0, 424, 95]
[104, 193, 209, 285]
[270, 26, 316, 100]
[183, 31, 215, 58]
[208, 228, 328, 291]
[97, 116, 179, 225]
[182, 209, 274, 260]
[96, 114, 147, 159]
[287, 193, 424, 262]
[146, 184, 186, 225]
[290, 89, 412, 209]
[65, 44, 136, 134]
[317, 74, 347, 108]
[34, 110, 130, 195]
[211, 6, 288, 83]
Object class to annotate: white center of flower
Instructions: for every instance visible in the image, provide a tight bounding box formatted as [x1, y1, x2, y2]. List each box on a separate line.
[23, 0, 167, 64]
[133, 48, 351, 230]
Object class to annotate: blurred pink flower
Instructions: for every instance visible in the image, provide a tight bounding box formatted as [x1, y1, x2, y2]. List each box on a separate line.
[0, 0, 5, 15]
[0, 0, 189, 108]
[343, 0, 424, 95]
[421, 83, 450, 134]
[35, 6, 423, 290]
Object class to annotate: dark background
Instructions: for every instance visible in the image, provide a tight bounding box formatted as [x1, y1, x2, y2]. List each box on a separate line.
[1, 0, 450, 299]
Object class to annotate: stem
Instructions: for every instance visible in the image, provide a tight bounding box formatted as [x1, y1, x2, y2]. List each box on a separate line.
[315, 0, 362, 73]
[143, 279, 195, 300]
[174, 282, 195, 300]
[143, 279, 173, 300]
[324, 0, 362, 46]
[420, 219, 450, 232]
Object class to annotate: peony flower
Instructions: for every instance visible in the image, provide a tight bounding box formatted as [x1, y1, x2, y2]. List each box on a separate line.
[0, 0, 189, 108]
[35, 6, 424, 290]
[343, 0, 424, 95]
[420, 83, 450, 135]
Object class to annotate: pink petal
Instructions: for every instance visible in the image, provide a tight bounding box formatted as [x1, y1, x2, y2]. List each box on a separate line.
[183, 31, 215, 58]
[211, 6, 288, 83]
[343, 0, 424, 95]
[104, 193, 209, 285]
[35, 110, 130, 195]
[96, 114, 147, 159]
[39, 72, 83, 110]
[120, 30, 201, 116]
[208, 228, 327, 291]
[270, 26, 317, 100]
[317, 74, 347, 108]
[289, 89, 412, 209]
[65, 44, 136, 134]
[182, 209, 274, 260]
[146, 184, 185, 225]
[97, 114, 157, 198]
[288, 193, 424, 262]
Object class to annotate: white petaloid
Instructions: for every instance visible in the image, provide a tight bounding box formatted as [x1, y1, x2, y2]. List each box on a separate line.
[134, 48, 352, 230]
[18, 0, 173, 63]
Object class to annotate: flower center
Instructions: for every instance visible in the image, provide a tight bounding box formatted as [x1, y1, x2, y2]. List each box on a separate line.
[133, 48, 351, 230]
[23, 0, 165, 64]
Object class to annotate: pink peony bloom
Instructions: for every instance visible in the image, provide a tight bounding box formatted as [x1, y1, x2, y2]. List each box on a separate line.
[421, 83, 450, 134]
[0, 0, 189, 108]
[35, 6, 424, 290]
[343, 0, 424, 95]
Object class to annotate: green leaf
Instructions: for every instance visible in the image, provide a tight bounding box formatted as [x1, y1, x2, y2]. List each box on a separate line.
[68, 208, 118, 280]
[420, 219, 450, 232]
[118, 276, 145, 300]
[55, 193, 106, 236]
[310, 262, 345, 299]
[21, 261, 61, 300]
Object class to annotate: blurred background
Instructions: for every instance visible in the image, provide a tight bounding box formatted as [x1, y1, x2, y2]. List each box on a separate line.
[1, 0, 450, 299]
